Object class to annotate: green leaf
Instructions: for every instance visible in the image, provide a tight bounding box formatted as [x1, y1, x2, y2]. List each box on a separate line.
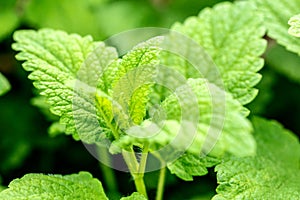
[0, 73, 11, 96]
[111, 79, 255, 158]
[254, 0, 300, 55]
[171, 1, 266, 105]
[167, 154, 220, 181]
[288, 14, 300, 37]
[213, 117, 300, 200]
[12, 29, 118, 143]
[105, 37, 162, 87]
[120, 192, 147, 200]
[0, 172, 108, 200]
[48, 122, 66, 137]
[162, 78, 254, 157]
[109, 37, 162, 127]
[0, 0, 19, 41]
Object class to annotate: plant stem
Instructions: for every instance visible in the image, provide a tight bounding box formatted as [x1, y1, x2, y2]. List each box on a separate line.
[155, 166, 166, 200]
[138, 143, 149, 174]
[133, 174, 148, 198]
[122, 144, 149, 198]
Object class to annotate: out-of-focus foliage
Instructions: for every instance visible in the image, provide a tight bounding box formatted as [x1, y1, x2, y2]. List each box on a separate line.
[0, 0, 229, 42]
[0, 177, 5, 192]
[0, 0, 20, 41]
[0, 73, 10, 96]
[266, 44, 300, 85]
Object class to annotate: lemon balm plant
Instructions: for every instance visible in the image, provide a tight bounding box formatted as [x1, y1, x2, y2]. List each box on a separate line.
[0, 1, 299, 200]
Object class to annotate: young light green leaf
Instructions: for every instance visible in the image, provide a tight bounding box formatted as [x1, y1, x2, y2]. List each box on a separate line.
[254, 0, 300, 55]
[171, 1, 266, 105]
[109, 37, 162, 127]
[0, 172, 108, 200]
[167, 154, 220, 181]
[120, 192, 147, 200]
[112, 66, 156, 128]
[0, 73, 11, 96]
[12, 29, 118, 143]
[213, 117, 300, 200]
[288, 14, 300, 37]
[110, 37, 161, 86]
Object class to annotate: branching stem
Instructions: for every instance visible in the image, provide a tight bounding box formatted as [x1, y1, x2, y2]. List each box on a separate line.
[122, 144, 149, 198]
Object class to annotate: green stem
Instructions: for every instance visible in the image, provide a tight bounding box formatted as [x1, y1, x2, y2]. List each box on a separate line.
[133, 174, 148, 198]
[151, 153, 166, 200]
[138, 143, 149, 174]
[122, 149, 139, 173]
[122, 145, 149, 198]
[155, 166, 166, 200]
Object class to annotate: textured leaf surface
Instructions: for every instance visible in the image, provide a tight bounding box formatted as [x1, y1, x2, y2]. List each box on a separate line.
[171, 1, 266, 105]
[162, 78, 254, 157]
[111, 79, 255, 158]
[254, 0, 300, 55]
[0, 73, 10, 96]
[213, 117, 300, 200]
[167, 154, 220, 181]
[120, 192, 147, 200]
[289, 14, 300, 37]
[0, 172, 108, 200]
[12, 29, 118, 143]
[109, 37, 162, 127]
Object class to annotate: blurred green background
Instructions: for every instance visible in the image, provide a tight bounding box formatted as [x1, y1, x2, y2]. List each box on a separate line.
[0, 0, 299, 199]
